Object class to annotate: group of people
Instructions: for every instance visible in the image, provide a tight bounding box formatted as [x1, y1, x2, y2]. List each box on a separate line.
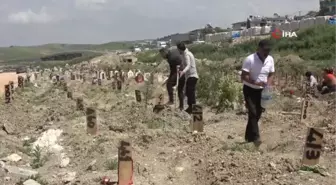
[159, 42, 199, 114]
[305, 69, 336, 95]
[160, 39, 334, 148]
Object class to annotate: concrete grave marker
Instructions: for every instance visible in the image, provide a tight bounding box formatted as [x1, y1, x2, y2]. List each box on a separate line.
[191, 104, 204, 132]
[127, 70, 134, 79]
[100, 71, 106, 80]
[153, 93, 164, 113]
[302, 127, 324, 166]
[86, 107, 97, 135]
[144, 73, 150, 81]
[76, 98, 84, 111]
[98, 79, 102, 85]
[118, 140, 133, 185]
[4, 85, 11, 103]
[135, 90, 141, 102]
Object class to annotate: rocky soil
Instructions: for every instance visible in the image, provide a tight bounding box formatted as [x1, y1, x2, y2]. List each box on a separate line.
[0, 62, 335, 185]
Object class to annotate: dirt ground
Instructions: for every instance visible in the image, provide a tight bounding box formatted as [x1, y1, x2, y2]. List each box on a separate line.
[0, 68, 335, 185]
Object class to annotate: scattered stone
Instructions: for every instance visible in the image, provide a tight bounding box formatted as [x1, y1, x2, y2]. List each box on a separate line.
[1, 153, 22, 162]
[4, 176, 10, 181]
[23, 179, 41, 185]
[175, 167, 184, 172]
[2, 122, 14, 135]
[60, 153, 70, 168]
[87, 160, 97, 171]
[227, 135, 234, 139]
[32, 129, 63, 153]
[268, 162, 277, 170]
[60, 171, 76, 184]
[4, 165, 38, 177]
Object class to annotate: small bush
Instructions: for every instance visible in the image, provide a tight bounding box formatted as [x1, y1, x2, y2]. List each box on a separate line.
[197, 61, 243, 112]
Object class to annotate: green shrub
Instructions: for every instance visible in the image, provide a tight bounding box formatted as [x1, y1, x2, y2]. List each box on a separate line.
[197, 61, 243, 112]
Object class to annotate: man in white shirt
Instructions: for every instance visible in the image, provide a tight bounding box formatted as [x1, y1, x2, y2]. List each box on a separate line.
[241, 40, 275, 146]
[177, 42, 199, 114]
[305, 71, 318, 87]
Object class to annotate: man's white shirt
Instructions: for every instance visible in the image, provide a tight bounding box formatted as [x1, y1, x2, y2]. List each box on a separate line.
[182, 48, 199, 79]
[242, 53, 275, 89]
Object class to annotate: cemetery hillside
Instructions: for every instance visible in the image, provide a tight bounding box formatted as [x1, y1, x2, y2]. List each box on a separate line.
[0, 19, 335, 185]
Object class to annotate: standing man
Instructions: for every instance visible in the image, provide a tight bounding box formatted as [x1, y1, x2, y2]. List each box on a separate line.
[159, 48, 185, 110]
[241, 40, 275, 146]
[177, 42, 199, 114]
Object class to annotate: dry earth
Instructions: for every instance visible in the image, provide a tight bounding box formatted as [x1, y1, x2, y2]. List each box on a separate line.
[0, 65, 335, 185]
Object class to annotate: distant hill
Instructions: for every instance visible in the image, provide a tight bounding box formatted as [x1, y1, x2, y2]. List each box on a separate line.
[0, 41, 136, 62]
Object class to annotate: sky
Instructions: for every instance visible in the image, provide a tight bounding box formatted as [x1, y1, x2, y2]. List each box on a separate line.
[0, 0, 319, 46]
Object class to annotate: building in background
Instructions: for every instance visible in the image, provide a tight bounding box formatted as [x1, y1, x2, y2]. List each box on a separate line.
[232, 15, 287, 30]
[320, 0, 336, 15]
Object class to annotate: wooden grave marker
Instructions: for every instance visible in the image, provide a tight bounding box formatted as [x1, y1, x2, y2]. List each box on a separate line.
[86, 107, 97, 135]
[302, 127, 324, 166]
[70, 73, 75, 80]
[56, 75, 60, 82]
[300, 81, 314, 123]
[117, 80, 122, 90]
[67, 91, 73, 99]
[18, 76, 24, 88]
[153, 93, 164, 113]
[118, 140, 133, 185]
[76, 98, 84, 111]
[135, 90, 141, 102]
[4, 85, 11, 103]
[190, 104, 204, 132]
[9, 81, 14, 100]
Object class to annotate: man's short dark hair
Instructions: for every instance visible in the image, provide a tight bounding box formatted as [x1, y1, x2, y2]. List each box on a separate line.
[159, 48, 167, 53]
[176, 42, 186, 51]
[305, 71, 312, 77]
[258, 39, 271, 48]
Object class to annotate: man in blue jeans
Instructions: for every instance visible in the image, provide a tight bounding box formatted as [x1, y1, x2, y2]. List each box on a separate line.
[241, 40, 275, 146]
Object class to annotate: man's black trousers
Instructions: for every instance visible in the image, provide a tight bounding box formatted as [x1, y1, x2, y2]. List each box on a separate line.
[166, 73, 185, 108]
[185, 77, 198, 109]
[243, 85, 263, 142]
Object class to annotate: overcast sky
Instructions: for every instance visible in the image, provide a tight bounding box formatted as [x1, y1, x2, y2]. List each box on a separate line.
[0, 0, 319, 46]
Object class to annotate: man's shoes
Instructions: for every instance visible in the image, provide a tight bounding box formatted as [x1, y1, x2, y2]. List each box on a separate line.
[185, 107, 192, 114]
[253, 139, 262, 147]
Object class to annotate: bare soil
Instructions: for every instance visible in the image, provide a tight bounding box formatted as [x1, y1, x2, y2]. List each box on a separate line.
[0, 70, 335, 185]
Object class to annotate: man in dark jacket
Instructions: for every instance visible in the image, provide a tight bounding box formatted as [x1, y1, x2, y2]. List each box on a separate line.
[160, 48, 185, 110]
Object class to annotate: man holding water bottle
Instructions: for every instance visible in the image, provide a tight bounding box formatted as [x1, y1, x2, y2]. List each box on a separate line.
[241, 40, 275, 147]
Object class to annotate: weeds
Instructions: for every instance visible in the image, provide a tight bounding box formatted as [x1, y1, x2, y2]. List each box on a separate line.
[105, 158, 118, 170]
[30, 146, 48, 169]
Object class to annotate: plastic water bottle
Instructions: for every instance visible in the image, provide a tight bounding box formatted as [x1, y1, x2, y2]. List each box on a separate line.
[261, 86, 272, 109]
